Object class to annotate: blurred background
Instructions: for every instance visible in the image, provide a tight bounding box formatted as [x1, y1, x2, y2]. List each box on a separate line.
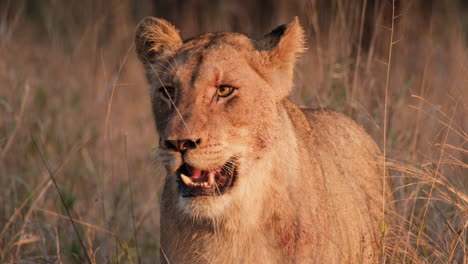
[0, 0, 467, 263]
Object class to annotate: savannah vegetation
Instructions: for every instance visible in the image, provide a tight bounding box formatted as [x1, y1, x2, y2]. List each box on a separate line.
[0, 0, 466, 263]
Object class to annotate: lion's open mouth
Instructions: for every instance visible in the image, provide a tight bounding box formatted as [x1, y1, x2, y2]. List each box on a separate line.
[176, 159, 237, 197]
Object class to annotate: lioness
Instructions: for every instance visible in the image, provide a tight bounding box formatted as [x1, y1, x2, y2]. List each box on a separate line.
[135, 17, 385, 263]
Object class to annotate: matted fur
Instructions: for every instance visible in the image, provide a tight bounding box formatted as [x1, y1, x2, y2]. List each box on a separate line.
[135, 16, 386, 263]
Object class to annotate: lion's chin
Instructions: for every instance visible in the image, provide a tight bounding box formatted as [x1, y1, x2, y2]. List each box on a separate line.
[171, 158, 238, 218]
[177, 194, 234, 219]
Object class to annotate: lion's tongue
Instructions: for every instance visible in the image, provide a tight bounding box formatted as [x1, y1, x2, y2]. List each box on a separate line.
[189, 167, 203, 180]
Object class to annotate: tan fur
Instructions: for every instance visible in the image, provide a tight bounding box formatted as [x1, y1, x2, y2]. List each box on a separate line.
[135, 17, 385, 263]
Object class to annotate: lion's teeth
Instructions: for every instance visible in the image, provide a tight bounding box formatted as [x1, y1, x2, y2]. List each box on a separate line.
[180, 173, 193, 186]
[181, 172, 214, 188]
[208, 173, 215, 186]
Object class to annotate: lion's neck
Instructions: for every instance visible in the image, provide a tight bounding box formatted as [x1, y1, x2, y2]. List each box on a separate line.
[219, 100, 302, 230]
[200, 101, 304, 262]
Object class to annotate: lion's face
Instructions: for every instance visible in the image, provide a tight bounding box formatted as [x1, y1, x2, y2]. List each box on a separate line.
[135, 17, 305, 218]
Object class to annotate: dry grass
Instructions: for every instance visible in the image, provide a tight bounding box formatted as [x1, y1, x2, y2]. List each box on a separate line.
[0, 0, 466, 263]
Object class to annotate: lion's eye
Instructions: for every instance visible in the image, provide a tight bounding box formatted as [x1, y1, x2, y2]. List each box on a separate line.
[216, 85, 235, 98]
[159, 86, 174, 100]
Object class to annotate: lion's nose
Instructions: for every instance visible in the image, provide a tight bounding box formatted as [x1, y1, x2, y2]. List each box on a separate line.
[165, 139, 201, 152]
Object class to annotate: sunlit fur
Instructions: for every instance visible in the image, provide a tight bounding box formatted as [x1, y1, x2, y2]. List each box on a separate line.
[136, 16, 388, 264]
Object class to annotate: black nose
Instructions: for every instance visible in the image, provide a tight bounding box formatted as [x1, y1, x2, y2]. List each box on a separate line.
[165, 139, 201, 152]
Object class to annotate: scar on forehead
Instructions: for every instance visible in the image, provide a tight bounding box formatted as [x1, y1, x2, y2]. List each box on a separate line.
[213, 67, 223, 85]
[189, 33, 222, 87]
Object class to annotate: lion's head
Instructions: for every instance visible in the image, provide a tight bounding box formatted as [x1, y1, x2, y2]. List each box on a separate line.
[135, 17, 305, 218]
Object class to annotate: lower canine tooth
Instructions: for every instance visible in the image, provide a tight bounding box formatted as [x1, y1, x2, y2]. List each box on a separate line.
[208, 174, 215, 186]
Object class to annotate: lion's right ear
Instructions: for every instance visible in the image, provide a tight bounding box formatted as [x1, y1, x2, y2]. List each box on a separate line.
[135, 17, 182, 64]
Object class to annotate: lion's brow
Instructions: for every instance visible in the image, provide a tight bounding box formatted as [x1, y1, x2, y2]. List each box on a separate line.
[189, 33, 220, 87]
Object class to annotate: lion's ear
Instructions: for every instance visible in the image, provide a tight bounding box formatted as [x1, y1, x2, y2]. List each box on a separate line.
[135, 17, 182, 64]
[259, 17, 306, 66]
[256, 17, 306, 96]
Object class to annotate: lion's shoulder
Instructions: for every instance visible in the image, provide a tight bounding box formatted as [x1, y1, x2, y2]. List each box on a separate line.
[281, 100, 381, 157]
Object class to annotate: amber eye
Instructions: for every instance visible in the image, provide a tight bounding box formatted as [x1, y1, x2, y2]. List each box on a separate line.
[216, 85, 235, 98]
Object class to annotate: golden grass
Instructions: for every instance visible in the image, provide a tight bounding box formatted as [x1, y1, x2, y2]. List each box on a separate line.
[0, 0, 466, 263]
